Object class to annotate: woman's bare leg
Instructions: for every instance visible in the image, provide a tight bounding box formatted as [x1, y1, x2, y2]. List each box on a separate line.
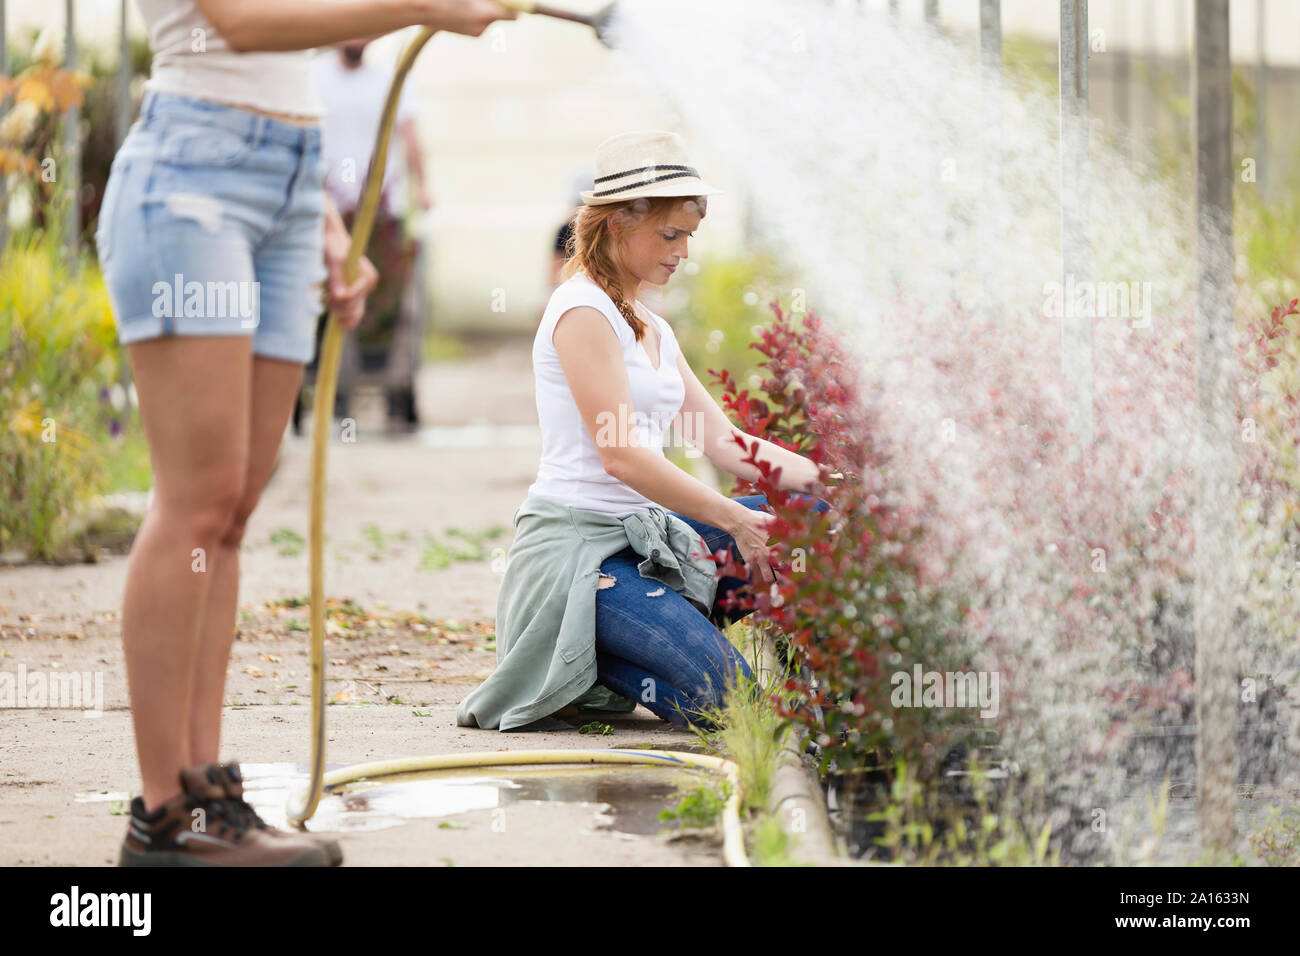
[121, 337, 252, 812]
[188, 356, 307, 765]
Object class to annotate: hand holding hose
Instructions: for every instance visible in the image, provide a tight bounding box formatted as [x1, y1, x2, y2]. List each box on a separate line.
[323, 204, 379, 329]
[423, 0, 519, 35]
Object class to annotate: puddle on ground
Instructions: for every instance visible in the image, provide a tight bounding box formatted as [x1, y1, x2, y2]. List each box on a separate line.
[234, 761, 713, 836]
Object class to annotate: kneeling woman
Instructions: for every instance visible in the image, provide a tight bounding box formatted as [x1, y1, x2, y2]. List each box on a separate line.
[456, 130, 826, 733]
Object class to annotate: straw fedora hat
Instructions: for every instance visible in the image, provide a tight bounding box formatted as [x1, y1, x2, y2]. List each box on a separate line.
[580, 130, 723, 206]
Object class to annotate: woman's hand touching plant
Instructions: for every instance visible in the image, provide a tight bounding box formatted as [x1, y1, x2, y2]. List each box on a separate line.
[722, 499, 780, 585]
[424, 0, 519, 36]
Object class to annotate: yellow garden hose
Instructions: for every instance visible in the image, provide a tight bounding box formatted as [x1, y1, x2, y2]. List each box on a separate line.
[284, 23, 435, 830]
[284, 7, 751, 867]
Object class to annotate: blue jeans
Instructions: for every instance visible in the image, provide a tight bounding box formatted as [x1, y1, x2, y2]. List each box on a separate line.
[592, 493, 829, 730]
[95, 90, 327, 364]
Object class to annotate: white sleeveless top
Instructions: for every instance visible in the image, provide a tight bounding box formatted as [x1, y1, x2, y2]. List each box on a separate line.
[137, 0, 324, 119]
[528, 271, 687, 516]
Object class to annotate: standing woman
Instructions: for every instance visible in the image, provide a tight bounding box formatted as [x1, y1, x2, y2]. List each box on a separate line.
[97, 0, 516, 867]
[456, 131, 829, 735]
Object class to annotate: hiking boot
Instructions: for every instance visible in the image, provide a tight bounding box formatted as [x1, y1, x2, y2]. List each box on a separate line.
[118, 765, 337, 867]
[214, 762, 343, 865]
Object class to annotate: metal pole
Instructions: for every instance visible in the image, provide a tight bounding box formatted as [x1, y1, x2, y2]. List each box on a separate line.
[1060, 0, 1093, 449]
[1254, 0, 1267, 202]
[1176, 0, 1189, 192]
[1113, 0, 1131, 158]
[63, 0, 80, 262]
[115, 0, 135, 405]
[1, 0, 9, 258]
[979, 0, 1001, 97]
[116, 0, 130, 149]
[1144, 0, 1156, 163]
[924, 0, 937, 25]
[1192, 0, 1238, 863]
[979, 0, 1003, 326]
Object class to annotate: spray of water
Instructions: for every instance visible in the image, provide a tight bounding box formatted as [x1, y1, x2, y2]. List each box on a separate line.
[606, 0, 1298, 861]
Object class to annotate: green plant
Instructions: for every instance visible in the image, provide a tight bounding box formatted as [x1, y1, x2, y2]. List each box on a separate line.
[0, 231, 122, 558]
[0, 28, 91, 235]
[421, 328, 469, 363]
[684, 621, 794, 816]
[672, 250, 798, 398]
[76, 34, 153, 243]
[1237, 298, 1300, 641]
[671, 620, 834, 863]
[3, 26, 151, 241]
[445, 525, 506, 559]
[863, 756, 1058, 866]
[658, 779, 731, 829]
[420, 526, 506, 570]
[1238, 185, 1300, 301]
[362, 522, 391, 559]
[748, 815, 807, 866]
[101, 424, 151, 493]
[1247, 803, 1300, 866]
[270, 526, 305, 557]
[419, 536, 453, 570]
[1000, 32, 1058, 97]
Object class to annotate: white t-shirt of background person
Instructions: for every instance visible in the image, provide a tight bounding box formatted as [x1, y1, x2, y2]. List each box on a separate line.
[311, 52, 416, 218]
[527, 271, 688, 517]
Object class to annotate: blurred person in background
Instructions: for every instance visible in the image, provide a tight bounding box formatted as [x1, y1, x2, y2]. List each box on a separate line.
[296, 37, 433, 430]
[548, 170, 593, 293]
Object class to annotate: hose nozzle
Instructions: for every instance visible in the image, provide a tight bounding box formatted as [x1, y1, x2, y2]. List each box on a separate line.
[500, 1, 619, 48]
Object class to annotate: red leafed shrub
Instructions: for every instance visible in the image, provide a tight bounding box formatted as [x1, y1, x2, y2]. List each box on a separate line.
[709, 304, 978, 780]
[1237, 297, 1300, 635]
[711, 293, 1300, 796]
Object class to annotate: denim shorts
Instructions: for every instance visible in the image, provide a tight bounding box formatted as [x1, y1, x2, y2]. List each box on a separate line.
[95, 90, 327, 364]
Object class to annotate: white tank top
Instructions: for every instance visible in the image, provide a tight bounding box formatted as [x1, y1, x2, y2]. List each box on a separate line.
[136, 0, 324, 119]
[528, 271, 687, 516]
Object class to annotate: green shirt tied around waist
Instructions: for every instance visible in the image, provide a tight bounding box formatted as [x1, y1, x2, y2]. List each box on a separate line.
[455, 495, 721, 732]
